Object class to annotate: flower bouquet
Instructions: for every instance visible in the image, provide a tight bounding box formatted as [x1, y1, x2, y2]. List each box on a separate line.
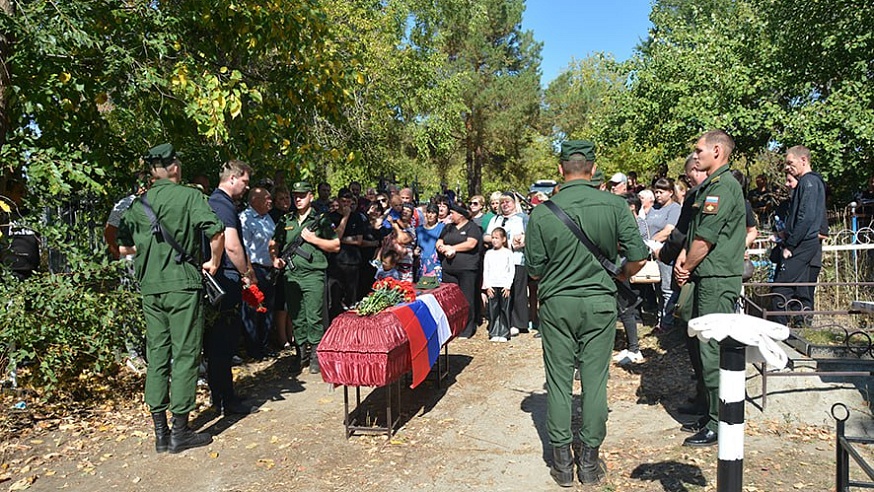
[242, 284, 268, 313]
[356, 277, 416, 316]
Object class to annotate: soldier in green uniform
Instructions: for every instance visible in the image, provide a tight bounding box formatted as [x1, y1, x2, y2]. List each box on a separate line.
[674, 130, 746, 447]
[117, 143, 225, 454]
[270, 181, 340, 375]
[526, 140, 647, 487]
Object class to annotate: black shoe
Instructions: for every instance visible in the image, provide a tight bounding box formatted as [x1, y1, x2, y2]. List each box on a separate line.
[289, 351, 302, 373]
[169, 413, 213, 453]
[300, 343, 312, 367]
[680, 416, 708, 433]
[533, 332, 541, 339]
[309, 352, 321, 375]
[575, 444, 606, 485]
[683, 428, 717, 447]
[151, 411, 170, 453]
[223, 400, 258, 415]
[678, 402, 708, 415]
[549, 445, 574, 487]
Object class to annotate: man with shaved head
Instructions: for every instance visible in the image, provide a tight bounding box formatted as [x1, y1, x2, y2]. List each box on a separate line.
[673, 130, 746, 447]
[240, 186, 277, 361]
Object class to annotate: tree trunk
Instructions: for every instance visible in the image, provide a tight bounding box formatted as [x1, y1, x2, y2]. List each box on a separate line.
[464, 111, 483, 198]
[0, 0, 13, 195]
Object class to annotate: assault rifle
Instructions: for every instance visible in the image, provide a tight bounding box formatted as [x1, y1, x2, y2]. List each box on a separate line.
[268, 233, 313, 283]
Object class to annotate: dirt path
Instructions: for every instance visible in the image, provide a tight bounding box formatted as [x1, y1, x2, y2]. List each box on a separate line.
[2, 324, 872, 491]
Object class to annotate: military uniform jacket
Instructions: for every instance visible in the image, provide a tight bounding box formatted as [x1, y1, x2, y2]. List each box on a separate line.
[117, 179, 224, 295]
[526, 179, 647, 301]
[272, 208, 337, 277]
[686, 164, 746, 278]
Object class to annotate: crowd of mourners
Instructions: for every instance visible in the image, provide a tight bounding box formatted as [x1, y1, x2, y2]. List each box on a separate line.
[96, 143, 842, 390]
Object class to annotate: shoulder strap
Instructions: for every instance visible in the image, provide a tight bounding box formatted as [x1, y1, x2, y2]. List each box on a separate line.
[542, 200, 641, 310]
[140, 194, 195, 266]
[542, 200, 621, 277]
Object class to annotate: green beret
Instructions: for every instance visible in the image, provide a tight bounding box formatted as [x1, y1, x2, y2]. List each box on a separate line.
[291, 181, 313, 193]
[560, 140, 596, 162]
[144, 143, 179, 167]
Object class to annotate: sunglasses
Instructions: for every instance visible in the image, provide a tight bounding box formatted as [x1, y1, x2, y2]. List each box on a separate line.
[378, 198, 388, 203]
[470, 201, 481, 206]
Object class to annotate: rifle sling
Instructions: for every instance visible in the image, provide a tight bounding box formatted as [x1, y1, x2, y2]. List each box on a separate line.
[542, 200, 639, 303]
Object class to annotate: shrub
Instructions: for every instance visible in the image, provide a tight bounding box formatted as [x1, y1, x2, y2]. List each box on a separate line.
[0, 258, 144, 400]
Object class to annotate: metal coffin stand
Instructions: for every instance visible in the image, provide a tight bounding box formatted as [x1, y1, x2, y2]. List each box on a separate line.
[342, 344, 450, 439]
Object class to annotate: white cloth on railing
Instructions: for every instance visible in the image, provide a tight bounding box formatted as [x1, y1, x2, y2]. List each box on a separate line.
[688, 313, 790, 369]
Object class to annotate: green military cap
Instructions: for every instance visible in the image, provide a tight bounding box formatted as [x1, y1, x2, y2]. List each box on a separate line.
[559, 140, 596, 162]
[144, 143, 179, 167]
[591, 168, 604, 185]
[291, 181, 313, 193]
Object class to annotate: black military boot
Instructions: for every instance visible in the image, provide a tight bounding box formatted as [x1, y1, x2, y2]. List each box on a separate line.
[549, 444, 574, 487]
[575, 443, 607, 485]
[151, 411, 170, 453]
[169, 413, 213, 454]
[301, 343, 312, 367]
[308, 348, 321, 375]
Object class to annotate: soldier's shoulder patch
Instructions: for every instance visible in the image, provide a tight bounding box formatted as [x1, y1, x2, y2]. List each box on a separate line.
[703, 196, 720, 214]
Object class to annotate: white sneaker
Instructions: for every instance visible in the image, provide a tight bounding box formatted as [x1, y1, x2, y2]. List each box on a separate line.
[618, 350, 645, 366]
[612, 349, 629, 362]
[489, 336, 500, 342]
[509, 327, 520, 337]
[495, 336, 508, 342]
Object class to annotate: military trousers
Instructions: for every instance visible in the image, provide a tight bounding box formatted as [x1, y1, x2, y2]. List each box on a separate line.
[692, 275, 741, 432]
[540, 293, 616, 448]
[285, 270, 327, 346]
[142, 289, 204, 414]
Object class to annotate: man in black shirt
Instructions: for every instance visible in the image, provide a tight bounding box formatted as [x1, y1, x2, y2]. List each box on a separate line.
[771, 146, 826, 326]
[206, 160, 258, 415]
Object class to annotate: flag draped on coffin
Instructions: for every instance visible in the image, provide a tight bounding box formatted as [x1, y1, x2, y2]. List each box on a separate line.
[390, 301, 440, 388]
[317, 283, 469, 388]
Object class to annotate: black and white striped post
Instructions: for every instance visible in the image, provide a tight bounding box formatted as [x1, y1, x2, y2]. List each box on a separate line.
[717, 339, 746, 492]
[688, 313, 790, 492]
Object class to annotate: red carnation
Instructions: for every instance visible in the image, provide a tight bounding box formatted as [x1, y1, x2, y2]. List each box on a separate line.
[243, 284, 268, 313]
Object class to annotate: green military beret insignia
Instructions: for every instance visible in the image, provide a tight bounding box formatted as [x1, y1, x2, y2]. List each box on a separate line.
[560, 140, 596, 162]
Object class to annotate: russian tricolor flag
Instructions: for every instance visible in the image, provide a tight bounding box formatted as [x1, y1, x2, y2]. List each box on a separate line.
[389, 295, 450, 388]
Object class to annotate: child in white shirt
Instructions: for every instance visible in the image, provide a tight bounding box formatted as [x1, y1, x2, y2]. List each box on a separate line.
[482, 227, 514, 341]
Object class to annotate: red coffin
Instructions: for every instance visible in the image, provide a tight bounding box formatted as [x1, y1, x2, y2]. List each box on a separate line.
[318, 283, 468, 387]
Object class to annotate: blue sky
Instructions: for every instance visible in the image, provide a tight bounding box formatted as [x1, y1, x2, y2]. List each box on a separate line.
[521, 0, 655, 85]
